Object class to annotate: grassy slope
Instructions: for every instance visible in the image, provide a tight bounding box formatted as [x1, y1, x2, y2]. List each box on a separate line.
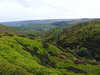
[1, 36, 100, 75]
[0, 35, 63, 75]
[0, 20, 100, 75]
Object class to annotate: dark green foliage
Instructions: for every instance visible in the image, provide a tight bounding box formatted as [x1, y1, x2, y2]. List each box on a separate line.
[66, 66, 87, 74]
[42, 41, 49, 48]
[0, 19, 100, 75]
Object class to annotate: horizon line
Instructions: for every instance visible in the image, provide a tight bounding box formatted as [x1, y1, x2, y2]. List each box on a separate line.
[0, 18, 99, 22]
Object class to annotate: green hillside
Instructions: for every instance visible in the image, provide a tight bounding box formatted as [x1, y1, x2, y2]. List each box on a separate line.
[18, 23, 57, 32]
[0, 20, 100, 75]
[1, 19, 92, 32]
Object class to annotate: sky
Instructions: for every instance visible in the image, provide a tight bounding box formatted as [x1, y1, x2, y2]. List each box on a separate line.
[0, 0, 100, 22]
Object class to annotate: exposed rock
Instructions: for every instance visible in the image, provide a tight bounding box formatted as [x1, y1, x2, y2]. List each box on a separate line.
[56, 54, 67, 59]
[73, 58, 86, 64]
[73, 58, 98, 65]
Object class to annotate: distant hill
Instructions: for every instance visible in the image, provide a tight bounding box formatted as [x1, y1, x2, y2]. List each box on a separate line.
[0, 18, 94, 32]
[0, 18, 94, 26]
[0, 19, 73, 26]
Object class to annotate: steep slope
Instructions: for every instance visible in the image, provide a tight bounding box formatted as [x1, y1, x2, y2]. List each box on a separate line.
[45, 19, 100, 60]
[0, 35, 62, 75]
[0, 19, 100, 75]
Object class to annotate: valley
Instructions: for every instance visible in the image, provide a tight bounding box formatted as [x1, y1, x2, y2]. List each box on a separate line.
[0, 19, 100, 75]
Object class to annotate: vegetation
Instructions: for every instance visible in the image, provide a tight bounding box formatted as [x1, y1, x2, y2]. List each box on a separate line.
[0, 19, 100, 75]
[0, 19, 91, 32]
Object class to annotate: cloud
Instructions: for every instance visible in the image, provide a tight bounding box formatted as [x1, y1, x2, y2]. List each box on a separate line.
[0, 0, 100, 22]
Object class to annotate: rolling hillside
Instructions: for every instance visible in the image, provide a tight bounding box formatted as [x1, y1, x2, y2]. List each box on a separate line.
[0, 18, 93, 32]
[0, 19, 100, 75]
